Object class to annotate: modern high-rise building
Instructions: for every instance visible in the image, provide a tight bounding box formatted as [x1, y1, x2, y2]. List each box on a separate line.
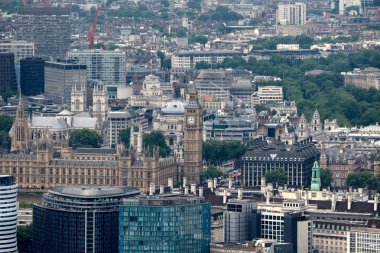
[224, 199, 259, 243]
[276, 3, 306, 26]
[0, 53, 17, 93]
[67, 50, 126, 85]
[0, 40, 35, 64]
[44, 60, 87, 105]
[15, 7, 71, 59]
[119, 195, 211, 253]
[0, 40, 35, 86]
[20, 57, 45, 96]
[0, 175, 17, 253]
[257, 200, 313, 253]
[33, 186, 139, 253]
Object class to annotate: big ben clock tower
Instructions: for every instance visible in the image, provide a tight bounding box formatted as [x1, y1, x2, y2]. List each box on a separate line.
[183, 84, 203, 184]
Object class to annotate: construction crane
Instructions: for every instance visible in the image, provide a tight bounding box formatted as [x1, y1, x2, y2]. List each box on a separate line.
[88, 5, 100, 49]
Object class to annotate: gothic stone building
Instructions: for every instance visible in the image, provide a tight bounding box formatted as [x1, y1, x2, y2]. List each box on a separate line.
[241, 137, 320, 187]
[6, 89, 203, 191]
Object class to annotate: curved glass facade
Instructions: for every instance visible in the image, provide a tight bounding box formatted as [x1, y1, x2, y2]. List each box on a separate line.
[0, 176, 17, 253]
[119, 195, 211, 253]
[33, 186, 139, 253]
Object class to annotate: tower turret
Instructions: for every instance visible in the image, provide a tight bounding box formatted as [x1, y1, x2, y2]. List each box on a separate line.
[11, 96, 30, 153]
[311, 160, 321, 191]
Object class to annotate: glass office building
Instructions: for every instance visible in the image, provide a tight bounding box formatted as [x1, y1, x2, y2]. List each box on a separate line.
[119, 195, 211, 253]
[33, 186, 139, 253]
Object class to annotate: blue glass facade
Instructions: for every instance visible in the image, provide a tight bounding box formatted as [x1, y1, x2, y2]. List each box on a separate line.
[119, 196, 211, 253]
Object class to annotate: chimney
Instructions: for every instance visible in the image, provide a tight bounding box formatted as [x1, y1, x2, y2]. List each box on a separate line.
[228, 177, 233, 189]
[207, 179, 214, 190]
[266, 190, 271, 204]
[184, 186, 189, 195]
[348, 193, 352, 211]
[191, 183, 196, 194]
[168, 178, 173, 190]
[304, 190, 308, 206]
[223, 189, 228, 204]
[213, 178, 217, 188]
[183, 177, 187, 188]
[149, 183, 154, 196]
[331, 193, 336, 211]
[375, 194, 379, 212]
[261, 176, 267, 187]
[160, 185, 164, 194]
[199, 187, 204, 197]
[267, 183, 273, 192]
[238, 188, 243, 200]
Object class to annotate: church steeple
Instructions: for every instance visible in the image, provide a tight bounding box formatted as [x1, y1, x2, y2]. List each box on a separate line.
[311, 160, 321, 191]
[11, 95, 30, 153]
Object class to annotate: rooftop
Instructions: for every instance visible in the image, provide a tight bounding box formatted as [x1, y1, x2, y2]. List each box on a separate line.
[50, 186, 139, 198]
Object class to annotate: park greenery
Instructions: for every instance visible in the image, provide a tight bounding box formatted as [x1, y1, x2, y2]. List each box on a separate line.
[203, 140, 247, 166]
[250, 35, 359, 50]
[201, 49, 380, 126]
[346, 172, 380, 191]
[107, 4, 155, 19]
[69, 129, 102, 148]
[198, 6, 243, 22]
[265, 169, 288, 185]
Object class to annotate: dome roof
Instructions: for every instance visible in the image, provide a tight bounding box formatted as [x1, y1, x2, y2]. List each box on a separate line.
[161, 100, 186, 115]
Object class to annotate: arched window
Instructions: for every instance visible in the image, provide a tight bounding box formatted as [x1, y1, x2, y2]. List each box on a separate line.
[96, 99, 101, 112]
[75, 99, 80, 111]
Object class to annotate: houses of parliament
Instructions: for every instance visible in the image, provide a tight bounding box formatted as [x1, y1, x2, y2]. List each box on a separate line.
[2, 87, 204, 192]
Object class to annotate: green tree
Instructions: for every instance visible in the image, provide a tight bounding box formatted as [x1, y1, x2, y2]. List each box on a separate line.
[18, 224, 32, 253]
[0, 115, 13, 133]
[157, 51, 166, 68]
[320, 168, 333, 188]
[163, 58, 172, 69]
[187, 0, 201, 9]
[195, 61, 211, 70]
[176, 28, 187, 38]
[203, 140, 247, 166]
[210, 6, 243, 22]
[203, 166, 223, 179]
[69, 129, 102, 148]
[189, 34, 208, 45]
[265, 169, 287, 185]
[143, 131, 171, 157]
[119, 128, 131, 147]
[346, 172, 373, 188]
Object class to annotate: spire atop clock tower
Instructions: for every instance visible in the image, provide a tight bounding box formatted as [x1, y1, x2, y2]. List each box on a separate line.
[183, 83, 203, 184]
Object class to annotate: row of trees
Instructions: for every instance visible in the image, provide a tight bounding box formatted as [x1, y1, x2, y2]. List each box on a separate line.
[250, 35, 359, 50]
[265, 168, 333, 188]
[203, 140, 247, 166]
[203, 50, 380, 126]
[69, 128, 171, 157]
[346, 172, 380, 191]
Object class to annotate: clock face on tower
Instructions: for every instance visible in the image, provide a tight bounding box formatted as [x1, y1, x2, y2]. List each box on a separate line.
[187, 116, 195, 125]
